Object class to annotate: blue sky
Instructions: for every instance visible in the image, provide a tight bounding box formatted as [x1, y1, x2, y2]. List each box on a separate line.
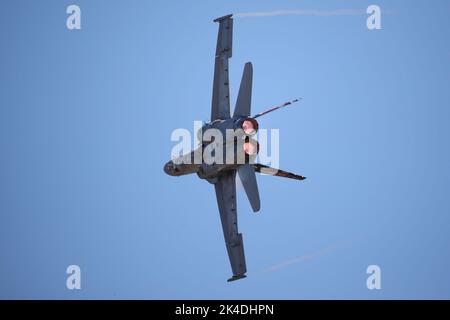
[1, 0, 450, 299]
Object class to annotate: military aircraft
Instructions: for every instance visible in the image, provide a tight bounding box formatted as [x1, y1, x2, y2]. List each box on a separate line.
[164, 14, 306, 282]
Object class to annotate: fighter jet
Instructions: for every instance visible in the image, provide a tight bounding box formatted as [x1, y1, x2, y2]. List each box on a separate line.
[164, 14, 306, 282]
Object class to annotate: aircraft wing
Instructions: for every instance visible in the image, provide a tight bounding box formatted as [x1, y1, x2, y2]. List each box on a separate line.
[210, 14, 233, 121]
[214, 170, 247, 281]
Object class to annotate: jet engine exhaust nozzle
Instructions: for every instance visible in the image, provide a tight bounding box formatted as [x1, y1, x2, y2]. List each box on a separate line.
[241, 118, 259, 136]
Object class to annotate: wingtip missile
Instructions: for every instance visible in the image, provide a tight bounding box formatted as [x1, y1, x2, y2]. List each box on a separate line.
[286, 98, 301, 105]
[252, 98, 302, 119]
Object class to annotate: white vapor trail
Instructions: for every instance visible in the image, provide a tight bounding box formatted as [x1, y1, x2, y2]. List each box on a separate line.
[235, 9, 364, 18]
[251, 241, 349, 275]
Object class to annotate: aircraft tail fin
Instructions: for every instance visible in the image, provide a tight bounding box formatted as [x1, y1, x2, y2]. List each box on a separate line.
[253, 163, 306, 181]
[233, 62, 253, 117]
[237, 164, 260, 212]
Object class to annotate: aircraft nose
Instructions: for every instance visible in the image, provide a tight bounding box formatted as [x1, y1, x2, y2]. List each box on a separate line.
[163, 161, 173, 175]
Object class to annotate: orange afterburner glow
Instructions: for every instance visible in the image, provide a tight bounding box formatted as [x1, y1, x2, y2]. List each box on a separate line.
[243, 139, 259, 156]
[241, 118, 259, 136]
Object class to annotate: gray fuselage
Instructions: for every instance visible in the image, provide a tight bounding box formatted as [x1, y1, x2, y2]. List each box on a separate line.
[163, 117, 257, 181]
